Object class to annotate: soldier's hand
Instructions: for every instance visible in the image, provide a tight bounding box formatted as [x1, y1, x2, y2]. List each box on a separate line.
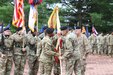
[59, 56, 64, 60]
[1, 54, 6, 59]
[57, 32, 61, 38]
[56, 53, 61, 56]
[22, 48, 26, 52]
[1, 54, 4, 57]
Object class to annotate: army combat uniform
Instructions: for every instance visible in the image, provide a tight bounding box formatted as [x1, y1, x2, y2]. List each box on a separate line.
[25, 32, 41, 75]
[77, 34, 91, 75]
[61, 32, 82, 75]
[97, 34, 104, 55]
[108, 34, 113, 56]
[39, 35, 59, 75]
[10, 32, 26, 75]
[4, 35, 14, 75]
[0, 33, 7, 75]
[88, 34, 98, 54]
[103, 34, 109, 55]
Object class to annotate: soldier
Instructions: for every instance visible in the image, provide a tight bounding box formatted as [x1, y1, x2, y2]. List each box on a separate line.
[51, 33, 60, 75]
[103, 34, 109, 55]
[75, 26, 91, 75]
[97, 33, 104, 55]
[106, 34, 110, 55]
[3, 28, 13, 75]
[10, 27, 26, 75]
[24, 28, 41, 75]
[59, 26, 82, 75]
[38, 28, 60, 75]
[88, 33, 98, 54]
[108, 31, 113, 56]
[0, 25, 7, 75]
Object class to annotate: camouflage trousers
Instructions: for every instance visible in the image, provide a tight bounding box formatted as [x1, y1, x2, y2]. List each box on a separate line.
[39, 61, 53, 75]
[5, 56, 13, 75]
[98, 44, 104, 55]
[53, 62, 60, 75]
[65, 58, 82, 75]
[108, 45, 113, 56]
[0, 54, 7, 75]
[81, 58, 86, 75]
[14, 55, 26, 75]
[28, 55, 38, 75]
[92, 44, 98, 54]
[33, 57, 39, 75]
[103, 45, 108, 55]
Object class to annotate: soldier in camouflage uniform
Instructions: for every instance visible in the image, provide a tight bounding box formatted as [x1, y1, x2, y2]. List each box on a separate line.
[38, 28, 60, 75]
[97, 33, 104, 55]
[88, 33, 98, 54]
[108, 32, 113, 56]
[10, 27, 26, 75]
[24, 29, 41, 75]
[59, 26, 82, 75]
[3, 28, 14, 75]
[103, 34, 109, 55]
[51, 33, 60, 75]
[0, 27, 7, 75]
[75, 26, 91, 75]
[106, 34, 110, 55]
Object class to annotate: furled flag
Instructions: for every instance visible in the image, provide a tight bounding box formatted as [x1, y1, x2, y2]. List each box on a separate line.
[48, 6, 61, 32]
[92, 26, 98, 36]
[82, 26, 86, 34]
[28, 5, 38, 32]
[85, 26, 89, 37]
[12, 0, 24, 28]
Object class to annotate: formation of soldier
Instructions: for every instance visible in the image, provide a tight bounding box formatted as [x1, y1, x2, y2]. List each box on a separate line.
[88, 32, 113, 56]
[0, 26, 91, 75]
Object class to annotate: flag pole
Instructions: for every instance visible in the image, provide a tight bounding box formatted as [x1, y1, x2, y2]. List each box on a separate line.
[56, 6, 64, 75]
[37, 5, 38, 32]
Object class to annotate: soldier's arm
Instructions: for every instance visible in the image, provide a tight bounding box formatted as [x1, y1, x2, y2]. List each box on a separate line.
[62, 38, 73, 59]
[44, 41, 58, 56]
[83, 35, 92, 56]
[36, 41, 42, 57]
[25, 46, 29, 55]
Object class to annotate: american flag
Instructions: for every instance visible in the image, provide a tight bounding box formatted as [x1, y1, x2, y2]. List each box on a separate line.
[12, 0, 24, 28]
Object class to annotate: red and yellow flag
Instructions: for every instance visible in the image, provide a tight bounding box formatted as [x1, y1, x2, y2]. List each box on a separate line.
[12, 0, 24, 28]
[48, 6, 61, 32]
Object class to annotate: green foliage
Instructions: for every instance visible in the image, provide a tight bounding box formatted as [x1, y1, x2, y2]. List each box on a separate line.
[90, 13, 102, 26]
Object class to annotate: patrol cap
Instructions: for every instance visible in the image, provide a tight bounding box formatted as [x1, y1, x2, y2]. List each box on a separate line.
[16, 27, 22, 31]
[4, 27, 10, 31]
[76, 26, 81, 29]
[68, 26, 74, 30]
[60, 26, 68, 30]
[43, 26, 48, 30]
[46, 28, 54, 34]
